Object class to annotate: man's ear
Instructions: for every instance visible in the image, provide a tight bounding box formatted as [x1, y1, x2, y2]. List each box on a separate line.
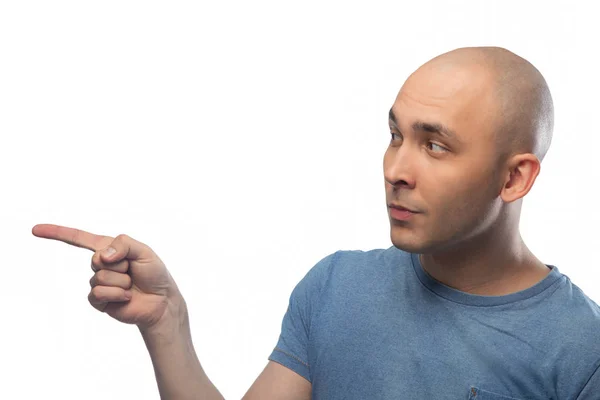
[500, 153, 541, 202]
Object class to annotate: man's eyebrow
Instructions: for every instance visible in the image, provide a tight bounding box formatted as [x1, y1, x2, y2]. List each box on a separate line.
[388, 108, 398, 126]
[388, 107, 458, 141]
[412, 121, 458, 141]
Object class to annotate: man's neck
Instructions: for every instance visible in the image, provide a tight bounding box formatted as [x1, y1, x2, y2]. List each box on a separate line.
[418, 230, 550, 296]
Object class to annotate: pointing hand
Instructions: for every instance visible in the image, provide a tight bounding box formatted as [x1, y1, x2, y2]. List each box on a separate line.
[32, 224, 184, 331]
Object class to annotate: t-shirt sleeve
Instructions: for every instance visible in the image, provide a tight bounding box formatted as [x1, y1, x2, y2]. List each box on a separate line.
[576, 362, 600, 399]
[268, 251, 337, 383]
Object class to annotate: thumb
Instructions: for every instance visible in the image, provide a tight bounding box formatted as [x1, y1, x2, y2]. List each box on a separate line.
[100, 246, 118, 262]
[100, 233, 154, 263]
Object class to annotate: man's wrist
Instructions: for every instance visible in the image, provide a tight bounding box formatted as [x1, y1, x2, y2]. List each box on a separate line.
[139, 294, 190, 341]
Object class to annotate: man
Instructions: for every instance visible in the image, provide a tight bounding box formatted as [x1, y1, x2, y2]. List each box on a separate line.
[32, 46, 600, 399]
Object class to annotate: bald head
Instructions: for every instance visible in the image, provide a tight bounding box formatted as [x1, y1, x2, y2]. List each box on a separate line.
[385, 47, 554, 254]
[412, 47, 554, 162]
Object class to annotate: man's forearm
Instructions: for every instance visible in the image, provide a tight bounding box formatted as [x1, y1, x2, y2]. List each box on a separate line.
[139, 299, 225, 400]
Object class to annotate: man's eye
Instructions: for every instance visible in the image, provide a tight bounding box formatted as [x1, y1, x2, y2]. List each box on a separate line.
[427, 142, 447, 153]
[390, 132, 401, 141]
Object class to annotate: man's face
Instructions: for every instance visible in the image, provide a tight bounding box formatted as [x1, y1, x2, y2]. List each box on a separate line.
[383, 62, 506, 254]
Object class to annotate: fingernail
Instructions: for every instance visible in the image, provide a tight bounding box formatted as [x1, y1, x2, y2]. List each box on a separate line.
[103, 247, 116, 257]
[124, 290, 133, 299]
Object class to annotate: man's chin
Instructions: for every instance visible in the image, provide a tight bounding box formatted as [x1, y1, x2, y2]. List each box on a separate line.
[390, 234, 425, 254]
[389, 229, 439, 254]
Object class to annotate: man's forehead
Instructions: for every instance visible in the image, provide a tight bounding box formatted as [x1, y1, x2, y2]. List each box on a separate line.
[389, 88, 500, 144]
[396, 69, 498, 121]
[401, 63, 496, 104]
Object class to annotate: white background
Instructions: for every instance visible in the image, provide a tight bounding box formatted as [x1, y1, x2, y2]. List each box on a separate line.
[1, 1, 598, 399]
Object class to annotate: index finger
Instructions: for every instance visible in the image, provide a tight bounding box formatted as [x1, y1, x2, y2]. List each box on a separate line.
[32, 224, 114, 252]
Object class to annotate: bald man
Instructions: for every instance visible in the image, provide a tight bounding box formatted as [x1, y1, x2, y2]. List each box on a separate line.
[33, 47, 600, 399]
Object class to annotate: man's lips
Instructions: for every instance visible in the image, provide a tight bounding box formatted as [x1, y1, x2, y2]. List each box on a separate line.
[388, 203, 420, 221]
[388, 203, 418, 213]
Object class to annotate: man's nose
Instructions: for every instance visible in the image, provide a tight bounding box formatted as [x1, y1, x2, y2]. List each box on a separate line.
[384, 145, 416, 189]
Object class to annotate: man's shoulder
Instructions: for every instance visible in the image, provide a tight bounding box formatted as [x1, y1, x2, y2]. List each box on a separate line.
[313, 245, 410, 277]
[296, 246, 413, 297]
[541, 272, 600, 359]
[554, 275, 600, 327]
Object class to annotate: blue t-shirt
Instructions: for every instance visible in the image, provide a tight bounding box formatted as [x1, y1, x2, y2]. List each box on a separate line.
[269, 246, 600, 399]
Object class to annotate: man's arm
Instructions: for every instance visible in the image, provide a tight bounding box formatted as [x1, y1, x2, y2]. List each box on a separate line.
[242, 361, 311, 400]
[139, 298, 224, 400]
[140, 297, 311, 400]
[31, 224, 310, 399]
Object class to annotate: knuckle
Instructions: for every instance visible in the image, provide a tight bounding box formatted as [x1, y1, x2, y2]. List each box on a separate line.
[115, 233, 129, 241]
[92, 271, 100, 285]
[88, 290, 98, 304]
[96, 269, 107, 281]
[91, 254, 101, 270]
[91, 286, 105, 301]
[88, 291, 104, 312]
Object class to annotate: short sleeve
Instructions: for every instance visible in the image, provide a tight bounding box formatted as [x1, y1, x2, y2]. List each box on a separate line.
[268, 252, 337, 383]
[577, 362, 600, 399]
